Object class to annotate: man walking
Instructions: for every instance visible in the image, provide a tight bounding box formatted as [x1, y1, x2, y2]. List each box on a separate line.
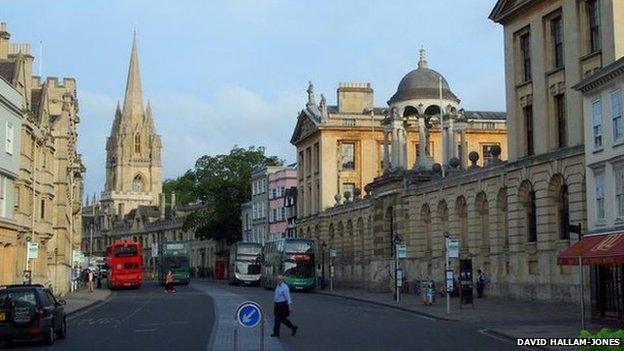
[271, 275, 298, 337]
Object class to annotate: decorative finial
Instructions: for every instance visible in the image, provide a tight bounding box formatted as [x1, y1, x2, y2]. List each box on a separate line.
[306, 81, 316, 106]
[418, 46, 428, 69]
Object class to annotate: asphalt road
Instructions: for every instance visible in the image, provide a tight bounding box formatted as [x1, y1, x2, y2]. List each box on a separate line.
[1, 281, 522, 351]
[2, 282, 214, 351]
[202, 281, 520, 351]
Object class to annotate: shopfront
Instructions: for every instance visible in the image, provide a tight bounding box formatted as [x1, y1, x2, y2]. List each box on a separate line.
[558, 233, 624, 325]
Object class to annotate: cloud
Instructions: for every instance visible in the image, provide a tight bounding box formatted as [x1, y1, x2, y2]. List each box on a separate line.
[78, 85, 302, 196]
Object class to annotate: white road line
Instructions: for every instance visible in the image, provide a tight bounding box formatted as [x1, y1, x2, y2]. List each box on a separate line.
[133, 328, 157, 333]
[478, 329, 543, 351]
[169, 321, 191, 325]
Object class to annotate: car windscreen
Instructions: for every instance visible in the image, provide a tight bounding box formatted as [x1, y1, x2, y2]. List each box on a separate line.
[0, 290, 37, 306]
[114, 246, 138, 257]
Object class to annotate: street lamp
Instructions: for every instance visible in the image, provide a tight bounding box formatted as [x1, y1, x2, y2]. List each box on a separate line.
[321, 241, 327, 290]
[443, 231, 452, 314]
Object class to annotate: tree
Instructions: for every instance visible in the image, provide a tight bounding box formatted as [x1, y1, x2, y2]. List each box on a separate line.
[163, 170, 196, 206]
[181, 146, 282, 244]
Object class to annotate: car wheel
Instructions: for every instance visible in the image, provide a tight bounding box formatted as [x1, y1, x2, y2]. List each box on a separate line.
[43, 325, 55, 345]
[57, 318, 67, 339]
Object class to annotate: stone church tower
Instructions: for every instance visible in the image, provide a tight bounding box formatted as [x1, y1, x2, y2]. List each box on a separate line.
[101, 34, 162, 217]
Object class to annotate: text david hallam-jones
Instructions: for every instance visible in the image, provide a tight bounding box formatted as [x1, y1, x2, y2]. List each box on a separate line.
[517, 338, 621, 347]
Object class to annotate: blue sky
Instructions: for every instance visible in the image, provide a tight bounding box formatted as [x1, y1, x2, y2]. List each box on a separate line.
[4, 0, 505, 198]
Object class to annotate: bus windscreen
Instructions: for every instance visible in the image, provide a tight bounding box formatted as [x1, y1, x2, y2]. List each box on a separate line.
[237, 244, 262, 255]
[285, 241, 313, 254]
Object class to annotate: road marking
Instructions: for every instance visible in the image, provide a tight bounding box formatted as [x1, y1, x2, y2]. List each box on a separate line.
[133, 328, 157, 333]
[478, 329, 543, 351]
[169, 321, 191, 325]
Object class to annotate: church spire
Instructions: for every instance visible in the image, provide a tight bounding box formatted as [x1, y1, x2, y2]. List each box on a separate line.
[122, 31, 144, 119]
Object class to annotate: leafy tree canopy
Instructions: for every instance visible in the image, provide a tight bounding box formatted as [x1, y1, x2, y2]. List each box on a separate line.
[170, 146, 282, 243]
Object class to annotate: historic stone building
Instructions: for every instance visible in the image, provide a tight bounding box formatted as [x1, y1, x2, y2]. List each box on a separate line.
[101, 33, 162, 218]
[0, 22, 85, 294]
[291, 56, 508, 220]
[82, 34, 215, 277]
[291, 0, 622, 302]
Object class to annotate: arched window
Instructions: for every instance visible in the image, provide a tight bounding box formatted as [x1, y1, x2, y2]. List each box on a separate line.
[558, 185, 570, 240]
[134, 133, 141, 154]
[385, 207, 394, 257]
[519, 181, 537, 242]
[455, 196, 468, 250]
[475, 192, 490, 254]
[133, 174, 144, 192]
[421, 204, 432, 253]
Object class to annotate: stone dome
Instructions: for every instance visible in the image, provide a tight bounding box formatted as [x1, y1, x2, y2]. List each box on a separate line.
[388, 50, 459, 104]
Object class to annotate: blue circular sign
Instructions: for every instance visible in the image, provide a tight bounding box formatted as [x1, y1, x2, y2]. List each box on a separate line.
[235, 301, 262, 328]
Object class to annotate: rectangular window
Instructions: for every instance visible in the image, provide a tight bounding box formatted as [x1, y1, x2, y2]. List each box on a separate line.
[525, 105, 534, 156]
[482, 144, 500, 165]
[298, 151, 304, 179]
[615, 168, 624, 219]
[314, 143, 320, 174]
[306, 147, 312, 176]
[555, 94, 567, 148]
[40, 199, 45, 220]
[520, 32, 532, 82]
[592, 100, 603, 148]
[595, 173, 605, 220]
[552, 16, 564, 68]
[342, 142, 355, 170]
[587, 0, 601, 53]
[612, 90, 623, 141]
[281, 207, 285, 220]
[0, 177, 5, 218]
[342, 183, 355, 201]
[5, 122, 13, 155]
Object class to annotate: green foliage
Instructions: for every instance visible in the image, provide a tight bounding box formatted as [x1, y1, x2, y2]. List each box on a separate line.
[171, 146, 282, 244]
[163, 170, 197, 206]
[580, 328, 624, 351]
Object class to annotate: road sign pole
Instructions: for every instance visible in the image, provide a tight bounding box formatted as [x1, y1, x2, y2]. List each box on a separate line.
[396, 244, 400, 303]
[260, 315, 265, 351]
[233, 328, 238, 351]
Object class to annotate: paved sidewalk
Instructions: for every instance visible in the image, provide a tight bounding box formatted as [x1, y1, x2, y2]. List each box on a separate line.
[318, 288, 605, 350]
[62, 287, 112, 315]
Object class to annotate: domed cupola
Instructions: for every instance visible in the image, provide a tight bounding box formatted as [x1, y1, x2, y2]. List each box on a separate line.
[388, 49, 459, 105]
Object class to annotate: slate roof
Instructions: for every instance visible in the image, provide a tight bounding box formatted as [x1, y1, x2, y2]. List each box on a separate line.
[464, 111, 506, 121]
[0, 61, 15, 82]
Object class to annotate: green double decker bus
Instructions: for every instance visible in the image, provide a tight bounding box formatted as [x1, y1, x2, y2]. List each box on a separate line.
[262, 238, 316, 291]
[158, 241, 191, 285]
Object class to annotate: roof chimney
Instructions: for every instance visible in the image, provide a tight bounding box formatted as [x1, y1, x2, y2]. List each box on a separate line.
[0, 22, 9, 60]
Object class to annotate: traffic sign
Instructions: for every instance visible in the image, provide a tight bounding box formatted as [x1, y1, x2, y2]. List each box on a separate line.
[235, 301, 263, 328]
[396, 244, 407, 258]
[446, 269, 454, 293]
[447, 239, 459, 258]
[27, 243, 39, 259]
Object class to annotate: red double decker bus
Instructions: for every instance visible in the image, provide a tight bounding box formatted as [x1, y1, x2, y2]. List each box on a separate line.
[106, 241, 143, 289]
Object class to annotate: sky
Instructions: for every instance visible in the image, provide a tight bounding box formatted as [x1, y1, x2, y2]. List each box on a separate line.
[3, 0, 505, 198]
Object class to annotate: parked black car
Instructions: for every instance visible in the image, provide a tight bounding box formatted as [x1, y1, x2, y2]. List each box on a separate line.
[0, 284, 67, 345]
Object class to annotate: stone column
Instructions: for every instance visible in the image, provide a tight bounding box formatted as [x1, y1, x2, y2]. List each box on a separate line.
[383, 131, 390, 172]
[460, 130, 467, 167]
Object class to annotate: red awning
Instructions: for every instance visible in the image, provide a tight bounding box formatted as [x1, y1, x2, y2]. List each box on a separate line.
[557, 233, 624, 265]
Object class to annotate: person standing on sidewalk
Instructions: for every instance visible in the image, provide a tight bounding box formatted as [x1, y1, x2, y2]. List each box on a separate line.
[476, 269, 488, 298]
[271, 275, 298, 337]
[87, 269, 94, 294]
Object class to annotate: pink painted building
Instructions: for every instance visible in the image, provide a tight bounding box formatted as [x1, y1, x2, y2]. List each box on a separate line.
[268, 166, 298, 240]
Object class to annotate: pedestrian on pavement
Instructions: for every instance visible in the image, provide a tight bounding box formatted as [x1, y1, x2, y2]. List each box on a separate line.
[271, 275, 298, 338]
[70, 266, 78, 292]
[476, 269, 488, 298]
[87, 269, 94, 294]
[165, 270, 176, 293]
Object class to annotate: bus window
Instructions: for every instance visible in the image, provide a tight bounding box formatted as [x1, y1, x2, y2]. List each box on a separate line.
[114, 246, 138, 257]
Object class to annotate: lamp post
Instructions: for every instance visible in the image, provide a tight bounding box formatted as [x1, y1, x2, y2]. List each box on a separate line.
[321, 241, 327, 290]
[444, 231, 451, 314]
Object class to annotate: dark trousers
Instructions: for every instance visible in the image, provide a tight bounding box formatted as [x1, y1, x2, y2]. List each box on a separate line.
[477, 282, 484, 298]
[273, 302, 295, 335]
